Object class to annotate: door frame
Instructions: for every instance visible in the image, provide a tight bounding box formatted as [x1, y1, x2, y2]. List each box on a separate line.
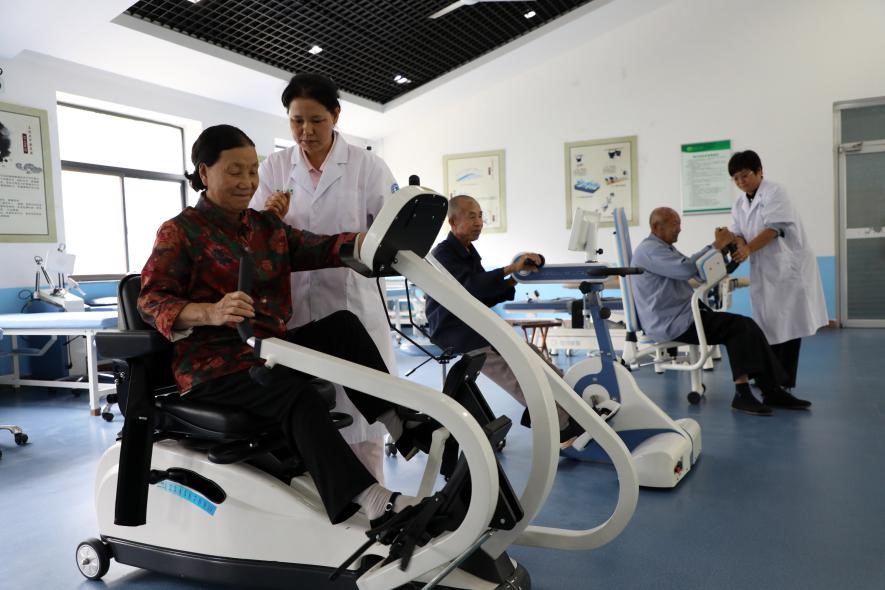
[834, 96, 885, 328]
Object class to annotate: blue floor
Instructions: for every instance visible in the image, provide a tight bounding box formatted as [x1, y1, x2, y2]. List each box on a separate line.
[2, 328, 884, 589]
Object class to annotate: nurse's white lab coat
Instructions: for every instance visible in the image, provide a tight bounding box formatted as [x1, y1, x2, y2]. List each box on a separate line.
[729, 178, 828, 345]
[251, 133, 399, 479]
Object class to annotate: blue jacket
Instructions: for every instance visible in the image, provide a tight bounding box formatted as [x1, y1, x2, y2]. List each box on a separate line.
[426, 232, 515, 353]
[631, 234, 709, 342]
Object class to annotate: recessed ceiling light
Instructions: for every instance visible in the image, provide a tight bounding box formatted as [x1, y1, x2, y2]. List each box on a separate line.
[308, 45, 323, 55]
[524, 10, 536, 18]
[394, 75, 411, 85]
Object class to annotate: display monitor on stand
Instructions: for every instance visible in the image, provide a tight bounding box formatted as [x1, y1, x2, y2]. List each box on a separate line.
[568, 208, 602, 262]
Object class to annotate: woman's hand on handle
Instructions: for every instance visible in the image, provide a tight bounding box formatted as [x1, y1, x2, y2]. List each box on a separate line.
[172, 292, 255, 330]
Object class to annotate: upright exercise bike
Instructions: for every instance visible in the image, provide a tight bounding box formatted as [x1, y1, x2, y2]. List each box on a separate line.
[512, 208, 702, 488]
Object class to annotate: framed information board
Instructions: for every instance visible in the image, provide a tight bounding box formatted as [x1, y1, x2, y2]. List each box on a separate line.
[681, 139, 733, 215]
[565, 136, 637, 227]
[0, 101, 56, 242]
[443, 149, 506, 233]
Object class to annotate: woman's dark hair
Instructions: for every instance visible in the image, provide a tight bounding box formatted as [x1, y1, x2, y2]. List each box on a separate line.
[728, 150, 763, 176]
[281, 73, 341, 114]
[184, 124, 255, 191]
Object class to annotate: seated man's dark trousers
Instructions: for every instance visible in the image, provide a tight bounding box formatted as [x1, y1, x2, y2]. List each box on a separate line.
[673, 306, 787, 390]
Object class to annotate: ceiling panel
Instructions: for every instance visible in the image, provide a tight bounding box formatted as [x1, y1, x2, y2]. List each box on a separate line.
[124, 0, 595, 105]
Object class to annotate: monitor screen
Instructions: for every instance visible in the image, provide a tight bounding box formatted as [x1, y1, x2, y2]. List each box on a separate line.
[568, 208, 600, 261]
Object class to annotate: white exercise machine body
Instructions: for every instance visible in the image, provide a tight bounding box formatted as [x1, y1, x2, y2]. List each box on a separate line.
[85, 187, 639, 589]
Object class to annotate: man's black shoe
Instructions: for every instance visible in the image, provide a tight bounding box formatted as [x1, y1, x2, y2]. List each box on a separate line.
[394, 419, 440, 460]
[731, 392, 773, 416]
[763, 388, 812, 410]
[559, 417, 584, 447]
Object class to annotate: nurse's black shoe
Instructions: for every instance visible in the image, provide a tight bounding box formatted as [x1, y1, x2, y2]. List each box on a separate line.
[731, 391, 772, 416]
[763, 388, 812, 409]
[558, 417, 585, 449]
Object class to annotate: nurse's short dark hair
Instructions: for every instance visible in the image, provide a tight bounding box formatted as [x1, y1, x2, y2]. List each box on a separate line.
[281, 73, 341, 114]
[728, 150, 763, 176]
[184, 124, 255, 192]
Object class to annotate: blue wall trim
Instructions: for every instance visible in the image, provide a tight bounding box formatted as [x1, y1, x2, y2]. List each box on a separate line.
[725, 256, 836, 319]
[0, 281, 120, 374]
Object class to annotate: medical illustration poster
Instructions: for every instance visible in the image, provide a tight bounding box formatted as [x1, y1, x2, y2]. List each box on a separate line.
[0, 101, 56, 242]
[443, 149, 506, 233]
[565, 136, 637, 228]
[681, 139, 733, 215]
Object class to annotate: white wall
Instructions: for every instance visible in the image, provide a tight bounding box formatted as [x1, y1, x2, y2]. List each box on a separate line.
[380, 0, 885, 267]
[0, 51, 295, 288]
[3, 0, 884, 287]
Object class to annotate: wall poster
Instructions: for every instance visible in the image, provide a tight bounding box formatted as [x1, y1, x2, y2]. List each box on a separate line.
[0, 101, 56, 242]
[565, 135, 637, 227]
[681, 139, 733, 215]
[443, 149, 506, 233]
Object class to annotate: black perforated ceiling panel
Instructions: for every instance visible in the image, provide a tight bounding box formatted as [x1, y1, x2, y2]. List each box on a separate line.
[124, 0, 595, 105]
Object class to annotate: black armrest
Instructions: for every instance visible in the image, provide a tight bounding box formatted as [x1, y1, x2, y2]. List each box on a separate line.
[96, 330, 171, 359]
[339, 241, 374, 277]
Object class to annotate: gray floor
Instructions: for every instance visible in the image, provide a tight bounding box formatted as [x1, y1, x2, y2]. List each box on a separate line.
[2, 328, 884, 589]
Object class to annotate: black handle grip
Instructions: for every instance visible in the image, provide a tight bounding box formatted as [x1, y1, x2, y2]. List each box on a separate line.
[584, 266, 644, 277]
[237, 256, 254, 343]
[721, 243, 740, 274]
[522, 253, 546, 268]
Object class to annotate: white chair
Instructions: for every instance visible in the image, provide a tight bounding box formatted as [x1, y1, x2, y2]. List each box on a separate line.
[612, 207, 727, 404]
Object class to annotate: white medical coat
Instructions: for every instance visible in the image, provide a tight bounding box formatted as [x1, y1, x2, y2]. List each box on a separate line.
[729, 178, 828, 344]
[251, 133, 398, 447]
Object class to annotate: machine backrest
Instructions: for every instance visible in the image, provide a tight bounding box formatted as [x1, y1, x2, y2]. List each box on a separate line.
[118, 274, 151, 331]
[115, 273, 176, 396]
[612, 207, 641, 334]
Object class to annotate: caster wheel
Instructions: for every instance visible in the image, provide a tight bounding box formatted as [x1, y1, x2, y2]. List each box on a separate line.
[702, 384, 707, 393]
[15, 432, 28, 445]
[687, 391, 702, 404]
[101, 413, 115, 422]
[384, 442, 397, 457]
[76, 538, 111, 580]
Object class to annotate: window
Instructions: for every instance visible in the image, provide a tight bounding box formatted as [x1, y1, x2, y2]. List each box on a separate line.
[57, 104, 187, 275]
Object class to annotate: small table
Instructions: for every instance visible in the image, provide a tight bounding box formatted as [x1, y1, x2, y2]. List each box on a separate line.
[505, 318, 562, 359]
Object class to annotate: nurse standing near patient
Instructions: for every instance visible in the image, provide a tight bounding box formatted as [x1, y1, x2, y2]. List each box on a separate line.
[250, 73, 398, 482]
[727, 150, 829, 390]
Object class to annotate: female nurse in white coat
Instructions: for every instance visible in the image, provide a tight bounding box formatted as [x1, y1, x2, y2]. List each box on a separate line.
[250, 73, 398, 482]
[727, 150, 828, 391]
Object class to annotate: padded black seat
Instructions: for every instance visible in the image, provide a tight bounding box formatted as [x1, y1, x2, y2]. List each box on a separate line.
[100, 274, 349, 459]
[156, 396, 279, 440]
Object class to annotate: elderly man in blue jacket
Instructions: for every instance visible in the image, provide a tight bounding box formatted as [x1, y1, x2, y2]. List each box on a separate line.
[631, 207, 811, 415]
[425, 195, 583, 446]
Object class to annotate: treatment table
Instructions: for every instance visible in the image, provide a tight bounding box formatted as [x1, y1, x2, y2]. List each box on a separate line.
[0, 311, 119, 416]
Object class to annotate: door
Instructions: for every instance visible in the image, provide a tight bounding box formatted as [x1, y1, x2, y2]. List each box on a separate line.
[837, 100, 885, 326]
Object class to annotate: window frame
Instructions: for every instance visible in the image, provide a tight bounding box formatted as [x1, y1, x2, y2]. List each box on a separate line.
[57, 103, 188, 278]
